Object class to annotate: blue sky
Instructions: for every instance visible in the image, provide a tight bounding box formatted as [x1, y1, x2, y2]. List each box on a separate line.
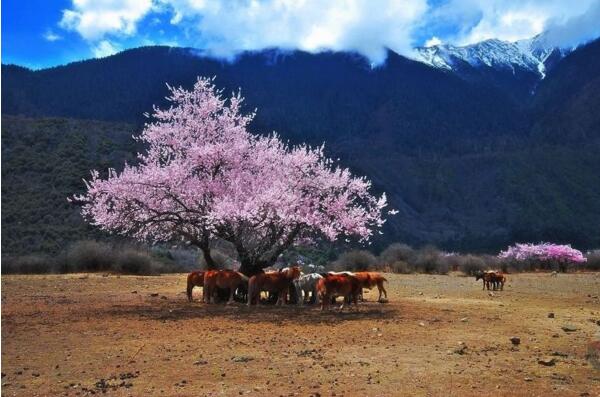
[3, 0, 600, 69]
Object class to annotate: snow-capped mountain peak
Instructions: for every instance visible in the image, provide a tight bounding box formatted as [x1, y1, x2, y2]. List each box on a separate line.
[414, 34, 571, 79]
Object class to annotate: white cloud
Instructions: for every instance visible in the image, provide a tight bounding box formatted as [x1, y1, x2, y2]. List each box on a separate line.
[92, 40, 120, 58]
[43, 30, 63, 42]
[60, 0, 154, 40]
[157, 0, 429, 64]
[543, 0, 600, 48]
[424, 36, 442, 47]
[58, 0, 600, 62]
[434, 0, 600, 46]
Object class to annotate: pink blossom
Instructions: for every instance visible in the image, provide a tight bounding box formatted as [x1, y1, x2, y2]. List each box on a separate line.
[499, 243, 587, 263]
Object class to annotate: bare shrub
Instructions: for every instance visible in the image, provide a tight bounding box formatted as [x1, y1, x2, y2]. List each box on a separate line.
[412, 246, 448, 274]
[2, 254, 51, 274]
[333, 250, 377, 271]
[459, 255, 486, 276]
[379, 243, 415, 273]
[585, 250, 600, 271]
[114, 249, 160, 274]
[386, 260, 412, 274]
[168, 248, 199, 269]
[380, 243, 414, 263]
[63, 240, 115, 272]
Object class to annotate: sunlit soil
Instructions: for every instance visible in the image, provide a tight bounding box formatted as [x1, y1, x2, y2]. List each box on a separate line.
[2, 272, 599, 396]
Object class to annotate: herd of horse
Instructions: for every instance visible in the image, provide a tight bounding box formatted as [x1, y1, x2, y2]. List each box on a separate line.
[186, 266, 388, 310]
[186, 266, 508, 310]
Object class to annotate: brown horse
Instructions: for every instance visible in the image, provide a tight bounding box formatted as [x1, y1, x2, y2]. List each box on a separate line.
[186, 270, 205, 302]
[247, 266, 301, 306]
[203, 270, 249, 304]
[475, 270, 506, 291]
[317, 274, 361, 311]
[353, 272, 388, 301]
[490, 272, 506, 291]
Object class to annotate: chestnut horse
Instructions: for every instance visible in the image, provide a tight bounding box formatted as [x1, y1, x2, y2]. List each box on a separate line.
[247, 266, 301, 306]
[317, 274, 361, 311]
[203, 270, 249, 304]
[353, 272, 388, 301]
[186, 270, 205, 302]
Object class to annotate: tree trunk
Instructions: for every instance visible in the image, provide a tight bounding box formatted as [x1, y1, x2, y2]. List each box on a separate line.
[238, 260, 265, 277]
[199, 245, 217, 270]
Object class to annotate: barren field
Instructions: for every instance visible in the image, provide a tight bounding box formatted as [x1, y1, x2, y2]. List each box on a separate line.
[2, 273, 600, 396]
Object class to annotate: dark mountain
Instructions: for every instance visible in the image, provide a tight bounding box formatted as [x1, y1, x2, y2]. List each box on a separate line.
[1, 116, 137, 254]
[530, 38, 600, 143]
[2, 40, 600, 255]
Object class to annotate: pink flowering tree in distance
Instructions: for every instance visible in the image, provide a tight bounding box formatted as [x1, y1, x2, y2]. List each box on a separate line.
[499, 242, 586, 272]
[73, 77, 388, 275]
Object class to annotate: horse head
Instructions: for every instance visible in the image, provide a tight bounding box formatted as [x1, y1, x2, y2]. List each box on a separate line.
[286, 266, 302, 280]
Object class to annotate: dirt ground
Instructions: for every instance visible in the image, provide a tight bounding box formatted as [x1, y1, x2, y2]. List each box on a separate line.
[2, 272, 599, 397]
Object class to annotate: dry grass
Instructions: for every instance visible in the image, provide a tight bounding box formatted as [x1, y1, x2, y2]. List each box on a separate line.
[2, 273, 600, 396]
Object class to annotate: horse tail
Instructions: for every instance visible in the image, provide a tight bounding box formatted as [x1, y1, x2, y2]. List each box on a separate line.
[186, 273, 195, 302]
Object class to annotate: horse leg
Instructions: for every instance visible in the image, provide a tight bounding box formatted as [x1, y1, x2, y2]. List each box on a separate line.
[209, 285, 216, 304]
[187, 282, 194, 302]
[247, 283, 253, 306]
[203, 285, 209, 303]
[227, 286, 235, 304]
[206, 285, 212, 303]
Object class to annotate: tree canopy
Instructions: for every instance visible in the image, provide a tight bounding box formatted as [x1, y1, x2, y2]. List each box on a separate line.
[74, 77, 387, 274]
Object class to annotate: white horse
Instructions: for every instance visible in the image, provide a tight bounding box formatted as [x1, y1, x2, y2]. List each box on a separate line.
[304, 264, 326, 274]
[293, 273, 323, 305]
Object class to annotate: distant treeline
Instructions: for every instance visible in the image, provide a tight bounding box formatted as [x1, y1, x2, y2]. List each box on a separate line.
[3, 240, 599, 275]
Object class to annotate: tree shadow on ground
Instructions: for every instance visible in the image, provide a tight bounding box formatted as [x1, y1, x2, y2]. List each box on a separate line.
[105, 299, 399, 325]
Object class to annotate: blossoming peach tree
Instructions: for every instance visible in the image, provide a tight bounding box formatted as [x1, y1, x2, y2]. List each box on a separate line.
[499, 242, 586, 272]
[72, 78, 388, 275]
